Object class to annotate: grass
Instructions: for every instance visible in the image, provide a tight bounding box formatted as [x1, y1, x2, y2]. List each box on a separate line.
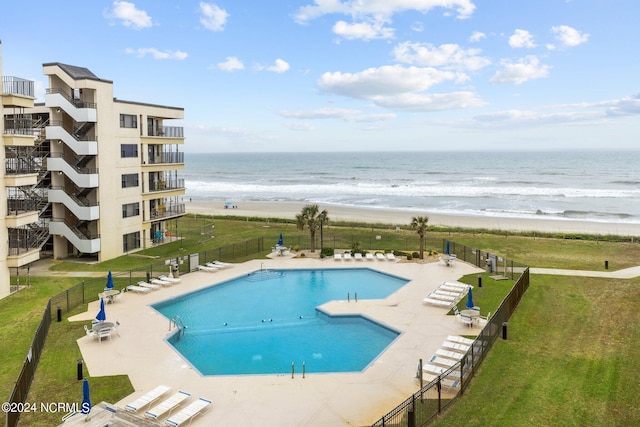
[433, 274, 640, 426]
[4, 214, 640, 426]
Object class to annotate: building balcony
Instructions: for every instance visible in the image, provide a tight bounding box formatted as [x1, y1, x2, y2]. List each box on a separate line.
[148, 203, 185, 222]
[49, 219, 101, 254]
[148, 179, 185, 192]
[47, 155, 99, 188]
[48, 187, 100, 220]
[45, 89, 97, 123]
[46, 124, 97, 155]
[2, 76, 35, 108]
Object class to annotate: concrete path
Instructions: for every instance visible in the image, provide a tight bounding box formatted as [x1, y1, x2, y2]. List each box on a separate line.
[530, 265, 640, 279]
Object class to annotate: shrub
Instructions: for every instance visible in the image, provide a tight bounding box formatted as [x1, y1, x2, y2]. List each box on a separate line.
[320, 247, 335, 257]
[412, 252, 420, 258]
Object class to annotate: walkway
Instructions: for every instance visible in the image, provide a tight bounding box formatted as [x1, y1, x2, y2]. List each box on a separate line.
[530, 265, 640, 279]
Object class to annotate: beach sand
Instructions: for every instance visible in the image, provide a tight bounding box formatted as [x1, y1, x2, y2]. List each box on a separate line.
[186, 200, 640, 237]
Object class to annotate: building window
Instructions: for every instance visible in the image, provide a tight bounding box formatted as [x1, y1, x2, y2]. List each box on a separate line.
[120, 114, 137, 128]
[120, 144, 138, 158]
[123, 232, 140, 252]
[122, 202, 140, 218]
[121, 173, 139, 188]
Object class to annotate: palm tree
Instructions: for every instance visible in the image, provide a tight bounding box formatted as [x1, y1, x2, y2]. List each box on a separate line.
[410, 215, 429, 259]
[296, 204, 328, 252]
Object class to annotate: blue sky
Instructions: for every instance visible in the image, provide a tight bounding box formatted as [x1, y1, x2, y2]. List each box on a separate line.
[2, 0, 639, 152]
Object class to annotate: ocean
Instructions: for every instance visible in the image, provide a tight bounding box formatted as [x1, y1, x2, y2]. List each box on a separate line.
[182, 151, 640, 225]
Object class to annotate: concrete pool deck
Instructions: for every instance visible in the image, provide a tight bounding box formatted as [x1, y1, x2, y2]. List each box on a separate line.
[70, 254, 484, 426]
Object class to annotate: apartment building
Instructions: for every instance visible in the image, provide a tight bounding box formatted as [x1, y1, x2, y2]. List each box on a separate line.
[1, 42, 186, 298]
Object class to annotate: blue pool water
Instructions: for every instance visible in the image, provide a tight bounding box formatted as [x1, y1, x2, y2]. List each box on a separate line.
[152, 268, 409, 375]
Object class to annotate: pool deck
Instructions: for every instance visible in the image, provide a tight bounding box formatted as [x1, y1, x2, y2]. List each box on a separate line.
[70, 254, 483, 426]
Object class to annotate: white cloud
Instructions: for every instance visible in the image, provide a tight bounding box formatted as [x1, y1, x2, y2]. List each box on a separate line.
[490, 55, 550, 84]
[332, 20, 395, 40]
[294, 0, 476, 24]
[217, 56, 244, 71]
[278, 108, 395, 122]
[392, 42, 491, 71]
[199, 2, 229, 31]
[469, 31, 486, 42]
[109, 1, 152, 29]
[317, 65, 484, 111]
[509, 29, 536, 48]
[284, 122, 315, 131]
[551, 25, 589, 47]
[267, 59, 290, 73]
[125, 48, 188, 60]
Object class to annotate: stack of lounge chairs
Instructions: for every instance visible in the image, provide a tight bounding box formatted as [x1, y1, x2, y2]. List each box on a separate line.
[422, 281, 471, 307]
[419, 335, 483, 389]
[123, 385, 211, 426]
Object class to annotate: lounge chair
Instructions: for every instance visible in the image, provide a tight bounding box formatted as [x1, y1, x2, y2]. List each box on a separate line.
[447, 335, 475, 346]
[125, 385, 171, 412]
[376, 253, 385, 260]
[429, 355, 458, 368]
[433, 289, 461, 298]
[343, 253, 352, 260]
[441, 340, 470, 353]
[126, 285, 151, 294]
[212, 260, 233, 268]
[422, 297, 453, 307]
[144, 390, 191, 420]
[365, 253, 374, 261]
[422, 363, 463, 379]
[334, 253, 342, 260]
[197, 265, 218, 272]
[164, 397, 212, 426]
[421, 372, 459, 389]
[137, 281, 161, 290]
[435, 348, 464, 361]
[386, 252, 396, 261]
[442, 281, 470, 291]
[205, 262, 223, 270]
[159, 275, 181, 283]
[354, 253, 363, 261]
[150, 278, 173, 286]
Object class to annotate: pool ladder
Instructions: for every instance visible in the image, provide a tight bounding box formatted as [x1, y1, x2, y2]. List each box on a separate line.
[169, 315, 187, 337]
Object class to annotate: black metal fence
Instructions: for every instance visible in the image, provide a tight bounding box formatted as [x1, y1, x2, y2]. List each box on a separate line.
[371, 261, 530, 427]
[5, 237, 264, 427]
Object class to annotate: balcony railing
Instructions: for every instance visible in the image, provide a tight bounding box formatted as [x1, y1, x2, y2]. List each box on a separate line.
[150, 204, 186, 220]
[148, 126, 184, 138]
[2, 76, 35, 97]
[149, 179, 185, 192]
[147, 151, 184, 165]
[45, 88, 96, 109]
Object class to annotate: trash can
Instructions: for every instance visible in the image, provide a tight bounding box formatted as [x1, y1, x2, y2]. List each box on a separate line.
[77, 359, 83, 380]
[146, 271, 151, 282]
[172, 264, 180, 278]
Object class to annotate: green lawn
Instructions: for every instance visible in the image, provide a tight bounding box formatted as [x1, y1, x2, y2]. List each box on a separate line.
[5, 214, 640, 426]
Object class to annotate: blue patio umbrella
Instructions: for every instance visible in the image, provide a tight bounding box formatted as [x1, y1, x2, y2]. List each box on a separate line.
[81, 377, 91, 415]
[465, 287, 475, 309]
[445, 241, 450, 255]
[105, 271, 114, 290]
[277, 233, 283, 246]
[96, 298, 106, 322]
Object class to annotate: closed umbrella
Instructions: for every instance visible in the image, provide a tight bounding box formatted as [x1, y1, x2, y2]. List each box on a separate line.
[277, 233, 283, 247]
[105, 271, 114, 290]
[81, 377, 91, 415]
[96, 298, 106, 322]
[465, 287, 475, 309]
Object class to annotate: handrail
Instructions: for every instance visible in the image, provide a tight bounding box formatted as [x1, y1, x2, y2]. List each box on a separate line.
[170, 315, 187, 337]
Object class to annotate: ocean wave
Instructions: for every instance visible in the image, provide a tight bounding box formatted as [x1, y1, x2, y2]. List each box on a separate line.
[185, 180, 640, 200]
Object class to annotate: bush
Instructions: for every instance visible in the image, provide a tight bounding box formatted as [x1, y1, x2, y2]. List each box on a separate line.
[320, 247, 335, 257]
[406, 254, 413, 260]
[412, 252, 420, 258]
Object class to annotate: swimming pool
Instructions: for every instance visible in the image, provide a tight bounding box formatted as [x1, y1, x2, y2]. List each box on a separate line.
[152, 268, 409, 375]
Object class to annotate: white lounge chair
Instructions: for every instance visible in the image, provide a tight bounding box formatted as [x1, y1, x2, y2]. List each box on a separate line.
[125, 385, 171, 412]
[137, 281, 161, 290]
[421, 372, 459, 389]
[386, 252, 396, 261]
[422, 297, 453, 307]
[447, 335, 475, 346]
[150, 278, 173, 286]
[158, 275, 181, 283]
[144, 390, 191, 420]
[354, 253, 363, 260]
[441, 340, 470, 353]
[334, 253, 342, 260]
[376, 253, 385, 260]
[365, 253, 374, 261]
[127, 285, 151, 294]
[343, 253, 352, 260]
[429, 355, 458, 368]
[212, 260, 233, 268]
[197, 265, 218, 272]
[164, 397, 212, 426]
[435, 348, 464, 360]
